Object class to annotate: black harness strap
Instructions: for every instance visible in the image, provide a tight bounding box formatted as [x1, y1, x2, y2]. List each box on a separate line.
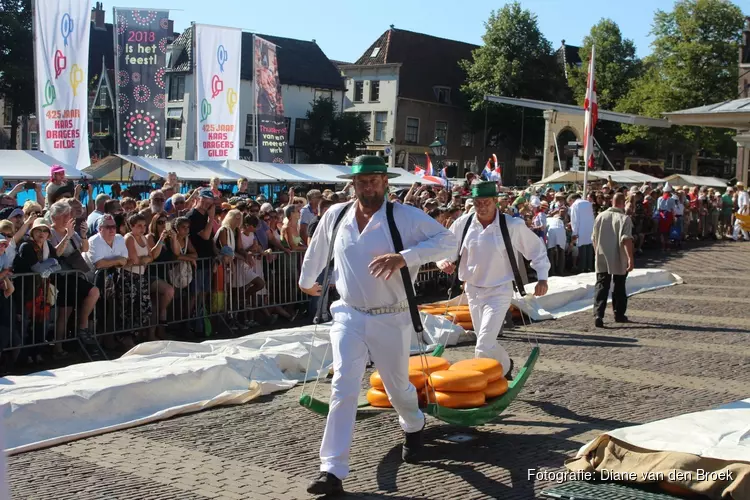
[448, 213, 474, 296]
[385, 202, 424, 333]
[452, 211, 527, 297]
[498, 212, 527, 297]
[313, 202, 353, 324]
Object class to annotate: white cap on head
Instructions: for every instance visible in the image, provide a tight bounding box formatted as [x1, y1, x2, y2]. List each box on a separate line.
[663, 182, 673, 193]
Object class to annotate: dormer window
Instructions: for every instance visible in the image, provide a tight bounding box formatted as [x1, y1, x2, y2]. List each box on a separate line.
[434, 86, 451, 104]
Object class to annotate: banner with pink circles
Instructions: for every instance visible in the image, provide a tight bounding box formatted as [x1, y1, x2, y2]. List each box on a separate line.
[113, 8, 172, 158]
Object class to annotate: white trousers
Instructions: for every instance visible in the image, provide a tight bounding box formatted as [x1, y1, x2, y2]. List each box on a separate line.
[732, 219, 749, 241]
[320, 300, 424, 480]
[465, 283, 513, 376]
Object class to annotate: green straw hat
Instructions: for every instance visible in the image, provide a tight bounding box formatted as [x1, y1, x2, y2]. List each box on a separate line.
[337, 155, 399, 179]
[470, 181, 498, 198]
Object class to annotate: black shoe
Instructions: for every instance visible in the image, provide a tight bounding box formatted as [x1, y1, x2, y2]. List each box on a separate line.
[306, 472, 344, 496]
[615, 316, 630, 323]
[402, 417, 426, 463]
[594, 318, 604, 328]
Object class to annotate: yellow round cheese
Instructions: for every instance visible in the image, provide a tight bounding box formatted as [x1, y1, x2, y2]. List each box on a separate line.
[449, 358, 504, 382]
[366, 387, 392, 408]
[434, 390, 486, 409]
[428, 369, 488, 392]
[408, 355, 451, 374]
[369, 370, 428, 391]
[484, 377, 509, 398]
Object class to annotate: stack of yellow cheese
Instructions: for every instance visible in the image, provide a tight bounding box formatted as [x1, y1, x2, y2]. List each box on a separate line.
[425, 358, 509, 409]
[417, 303, 473, 331]
[366, 356, 450, 408]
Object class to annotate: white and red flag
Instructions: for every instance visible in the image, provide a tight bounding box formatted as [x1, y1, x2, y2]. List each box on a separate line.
[583, 45, 598, 170]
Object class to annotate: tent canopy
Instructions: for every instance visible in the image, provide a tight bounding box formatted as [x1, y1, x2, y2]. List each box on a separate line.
[663, 174, 729, 189]
[0, 151, 83, 180]
[83, 155, 243, 182]
[663, 98, 750, 129]
[221, 161, 437, 186]
[534, 169, 664, 186]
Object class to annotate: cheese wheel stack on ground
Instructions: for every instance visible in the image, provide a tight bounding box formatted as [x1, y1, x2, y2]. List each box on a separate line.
[418, 302, 473, 331]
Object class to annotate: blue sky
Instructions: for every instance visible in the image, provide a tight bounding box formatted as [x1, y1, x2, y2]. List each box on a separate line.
[106, 0, 742, 62]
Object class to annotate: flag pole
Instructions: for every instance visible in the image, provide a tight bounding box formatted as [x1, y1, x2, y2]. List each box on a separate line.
[582, 45, 596, 198]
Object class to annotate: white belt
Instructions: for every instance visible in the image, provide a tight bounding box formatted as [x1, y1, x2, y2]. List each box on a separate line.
[350, 300, 409, 316]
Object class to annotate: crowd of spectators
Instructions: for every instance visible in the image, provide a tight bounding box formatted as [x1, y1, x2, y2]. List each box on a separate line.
[0, 164, 747, 373]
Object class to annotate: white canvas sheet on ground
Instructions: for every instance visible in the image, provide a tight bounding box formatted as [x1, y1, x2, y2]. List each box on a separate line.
[436, 269, 683, 321]
[0, 320, 462, 455]
[574, 398, 750, 463]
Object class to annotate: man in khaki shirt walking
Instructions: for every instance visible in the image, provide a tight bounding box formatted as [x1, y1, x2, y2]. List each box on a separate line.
[592, 193, 635, 328]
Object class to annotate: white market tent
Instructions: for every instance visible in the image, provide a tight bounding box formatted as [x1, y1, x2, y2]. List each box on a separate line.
[83, 154, 244, 182]
[219, 160, 437, 186]
[0, 150, 83, 180]
[534, 169, 663, 186]
[663, 174, 729, 189]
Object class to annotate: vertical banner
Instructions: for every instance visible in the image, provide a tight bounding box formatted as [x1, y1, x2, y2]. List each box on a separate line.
[194, 24, 241, 160]
[114, 9, 171, 157]
[254, 36, 289, 163]
[33, 0, 92, 169]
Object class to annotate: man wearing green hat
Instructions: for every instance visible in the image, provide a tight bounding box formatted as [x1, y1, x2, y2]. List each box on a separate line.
[299, 155, 456, 496]
[437, 181, 549, 376]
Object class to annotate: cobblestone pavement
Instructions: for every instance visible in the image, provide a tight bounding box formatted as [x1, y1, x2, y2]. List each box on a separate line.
[7, 240, 750, 499]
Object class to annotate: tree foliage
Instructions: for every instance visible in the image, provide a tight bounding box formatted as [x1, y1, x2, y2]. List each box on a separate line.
[295, 97, 370, 164]
[460, 2, 572, 158]
[0, 0, 35, 149]
[615, 0, 745, 156]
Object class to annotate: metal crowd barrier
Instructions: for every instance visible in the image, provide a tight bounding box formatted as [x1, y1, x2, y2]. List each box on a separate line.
[0, 251, 444, 361]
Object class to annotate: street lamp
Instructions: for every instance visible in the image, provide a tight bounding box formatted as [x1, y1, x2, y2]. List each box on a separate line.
[429, 137, 447, 176]
[429, 138, 447, 158]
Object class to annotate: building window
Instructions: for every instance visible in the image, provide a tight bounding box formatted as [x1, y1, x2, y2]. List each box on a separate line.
[166, 108, 183, 139]
[435, 121, 448, 143]
[406, 117, 419, 143]
[3, 103, 12, 127]
[30, 131, 38, 150]
[434, 86, 451, 104]
[315, 89, 333, 102]
[353, 81, 364, 102]
[92, 116, 110, 135]
[359, 112, 371, 135]
[374, 112, 387, 142]
[294, 118, 310, 145]
[165, 146, 173, 159]
[168, 75, 185, 101]
[461, 131, 473, 147]
[370, 47, 381, 58]
[245, 114, 256, 146]
[370, 81, 380, 102]
[96, 86, 109, 108]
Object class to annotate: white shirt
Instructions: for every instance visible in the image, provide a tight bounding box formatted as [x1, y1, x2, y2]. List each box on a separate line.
[672, 196, 684, 216]
[443, 210, 550, 288]
[546, 217, 567, 250]
[570, 199, 595, 246]
[738, 190, 749, 210]
[299, 202, 455, 309]
[84, 233, 128, 276]
[657, 196, 675, 212]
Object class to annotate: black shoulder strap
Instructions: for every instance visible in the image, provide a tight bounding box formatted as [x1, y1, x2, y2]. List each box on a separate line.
[448, 213, 474, 294]
[385, 202, 423, 333]
[313, 202, 353, 324]
[497, 212, 526, 297]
